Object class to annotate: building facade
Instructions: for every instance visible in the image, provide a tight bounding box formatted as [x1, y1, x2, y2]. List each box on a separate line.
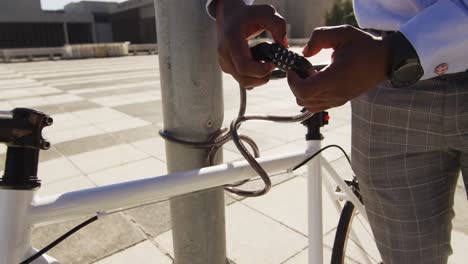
[255, 0, 334, 38]
[0, 0, 331, 49]
[0, 0, 155, 49]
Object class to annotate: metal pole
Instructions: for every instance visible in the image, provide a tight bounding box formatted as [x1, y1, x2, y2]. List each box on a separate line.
[154, 1, 226, 264]
[91, 23, 97, 44]
[63, 22, 69, 45]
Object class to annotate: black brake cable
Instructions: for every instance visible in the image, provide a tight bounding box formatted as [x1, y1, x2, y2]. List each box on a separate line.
[291, 144, 351, 172]
[20, 216, 99, 264]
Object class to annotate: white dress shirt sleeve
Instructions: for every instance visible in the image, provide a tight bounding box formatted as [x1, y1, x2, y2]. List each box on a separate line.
[399, 0, 468, 79]
[206, 0, 255, 20]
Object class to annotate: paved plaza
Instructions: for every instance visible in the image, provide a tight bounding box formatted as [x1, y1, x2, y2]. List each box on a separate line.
[0, 51, 466, 263]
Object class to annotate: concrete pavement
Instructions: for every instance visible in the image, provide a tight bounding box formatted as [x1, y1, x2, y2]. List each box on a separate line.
[0, 50, 466, 263]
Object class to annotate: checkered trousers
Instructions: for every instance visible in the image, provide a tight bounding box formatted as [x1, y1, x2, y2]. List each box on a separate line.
[351, 72, 468, 264]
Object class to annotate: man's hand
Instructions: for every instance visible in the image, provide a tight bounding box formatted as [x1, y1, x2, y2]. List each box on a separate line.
[216, 0, 288, 89]
[287, 25, 391, 112]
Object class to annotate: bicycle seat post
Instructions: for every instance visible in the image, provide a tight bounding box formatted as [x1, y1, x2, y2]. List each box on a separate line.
[0, 108, 52, 263]
[302, 110, 329, 264]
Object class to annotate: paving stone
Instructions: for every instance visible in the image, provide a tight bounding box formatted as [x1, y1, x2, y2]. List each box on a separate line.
[69, 81, 158, 95]
[110, 124, 163, 143]
[282, 247, 334, 264]
[130, 137, 167, 160]
[72, 107, 134, 124]
[34, 67, 153, 82]
[46, 125, 104, 145]
[322, 128, 352, 162]
[87, 157, 167, 186]
[113, 100, 164, 124]
[90, 93, 161, 108]
[94, 117, 150, 133]
[56, 76, 157, 91]
[92, 240, 172, 264]
[37, 157, 83, 184]
[155, 202, 308, 264]
[222, 127, 290, 153]
[45, 71, 155, 87]
[453, 181, 468, 236]
[68, 144, 148, 174]
[53, 133, 125, 157]
[123, 201, 172, 238]
[10, 94, 83, 108]
[241, 176, 342, 236]
[0, 86, 60, 100]
[36, 174, 96, 197]
[32, 213, 145, 264]
[79, 85, 155, 99]
[38, 147, 64, 163]
[35, 100, 102, 116]
[449, 230, 468, 264]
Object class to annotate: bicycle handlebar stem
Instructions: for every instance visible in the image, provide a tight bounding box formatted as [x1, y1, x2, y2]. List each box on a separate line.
[301, 110, 329, 141]
[0, 108, 53, 190]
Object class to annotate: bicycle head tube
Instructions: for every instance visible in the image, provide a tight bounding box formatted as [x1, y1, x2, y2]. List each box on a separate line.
[0, 108, 53, 190]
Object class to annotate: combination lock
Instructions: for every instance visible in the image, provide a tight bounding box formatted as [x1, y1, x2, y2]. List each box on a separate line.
[250, 42, 315, 79]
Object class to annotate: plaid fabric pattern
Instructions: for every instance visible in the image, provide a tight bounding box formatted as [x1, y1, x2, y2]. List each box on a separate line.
[351, 72, 468, 264]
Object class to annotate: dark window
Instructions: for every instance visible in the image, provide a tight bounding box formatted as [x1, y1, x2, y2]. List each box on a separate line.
[111, 9, 140, 43]
[67, 23, 93, 44]
[0, 23, 65, 48]
[94, 13, 111, 23]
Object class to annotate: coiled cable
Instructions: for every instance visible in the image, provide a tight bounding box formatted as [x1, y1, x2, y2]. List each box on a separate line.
[160, 85, 313, 197]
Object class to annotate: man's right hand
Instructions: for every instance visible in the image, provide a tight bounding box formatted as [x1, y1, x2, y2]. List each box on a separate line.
[215, 0, 288, 89]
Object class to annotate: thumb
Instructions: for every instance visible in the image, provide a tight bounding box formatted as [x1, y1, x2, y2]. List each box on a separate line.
[287, 70, 305, 98]
[251, 5, 288, 47]
[302, 25, 355, 57]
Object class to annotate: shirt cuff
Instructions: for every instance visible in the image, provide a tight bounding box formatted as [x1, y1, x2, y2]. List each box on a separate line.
[399, 0, 468, 79]
[206, 0, 255, 20]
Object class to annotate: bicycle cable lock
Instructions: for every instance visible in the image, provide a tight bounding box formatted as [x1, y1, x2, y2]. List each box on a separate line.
[160, 42, 327, 197]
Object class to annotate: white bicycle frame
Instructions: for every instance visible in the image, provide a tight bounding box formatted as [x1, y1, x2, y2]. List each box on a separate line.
[0, 137, 367, 264]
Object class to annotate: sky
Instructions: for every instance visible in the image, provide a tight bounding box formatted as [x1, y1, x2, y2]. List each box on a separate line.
[41, 0, 126, 10]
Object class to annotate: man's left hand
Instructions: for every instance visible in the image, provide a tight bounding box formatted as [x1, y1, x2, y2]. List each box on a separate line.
[288, 25, 391, 113]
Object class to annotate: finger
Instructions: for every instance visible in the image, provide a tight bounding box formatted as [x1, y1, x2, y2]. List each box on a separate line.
[296, 98, 306, 106]
[221, 49, 273, 89]
[266, 62, 276, 71]
[228, 33, 273, 78]
[218, 54, 236, 74]
[287, 70, 306, 99]
[288, 63, 342, 101]
[301, 97, 348, 111]
[296, 98, 329, 107]
[296, 99, 331, 114]
[306, 65, 319, 77]
[305, 105, 331, 113]
[287, 70, 320, 100]
[302, 25, 356, 57]
[250, 5, 288, 47]
[236, 74, 271, 89]
[220, 54, 272, 89]
[300, 99, 332, 112]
